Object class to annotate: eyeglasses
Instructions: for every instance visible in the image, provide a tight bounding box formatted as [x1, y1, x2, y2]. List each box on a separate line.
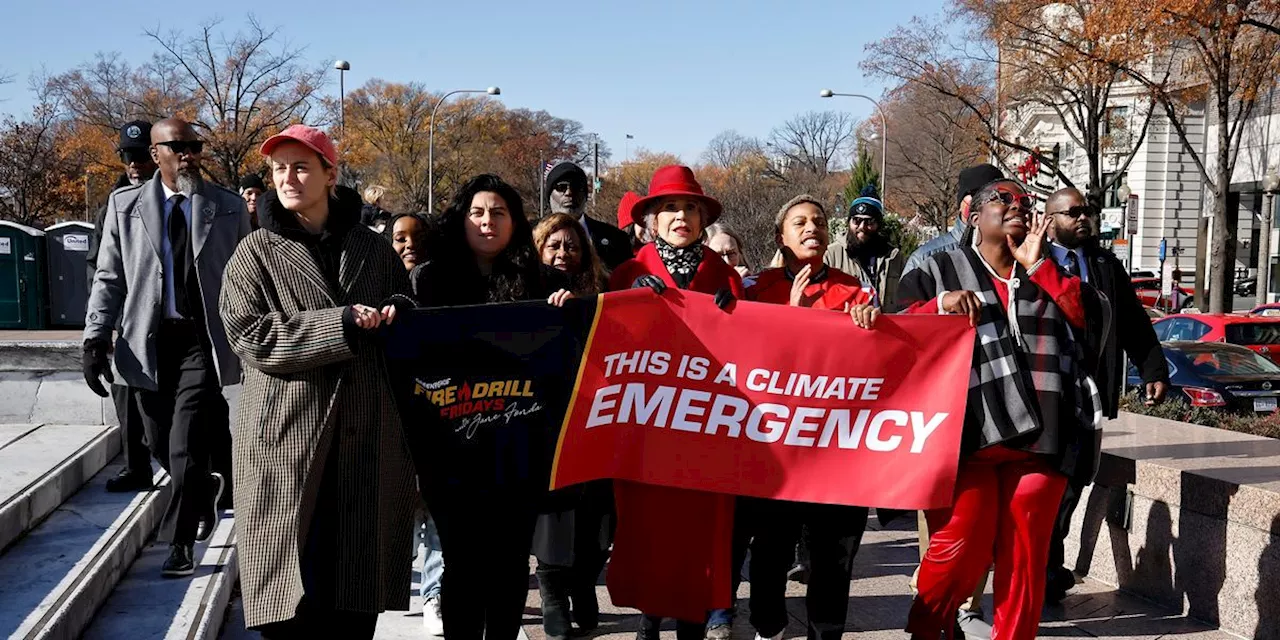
[154, 140, 204, 155]
[119, 149, 150, 164]
[1050, 205, 1093, 219]
[552, 182, 573, 193]
[850, 216, 878, 228]
[982, 189, 1035, 211]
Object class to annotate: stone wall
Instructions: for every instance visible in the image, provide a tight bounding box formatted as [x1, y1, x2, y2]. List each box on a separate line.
[1064, 413, 1280, 639]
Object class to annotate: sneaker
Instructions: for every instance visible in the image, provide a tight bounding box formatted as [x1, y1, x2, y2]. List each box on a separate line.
[161, 543, 195, 578]
[105, 467, 154, 493]
[422, 595, 444, 636]
[196, 472, 225, 543]
[956, 608, 992, 640]
[706, 623, 732, 640]
[787, 561, 810, 584]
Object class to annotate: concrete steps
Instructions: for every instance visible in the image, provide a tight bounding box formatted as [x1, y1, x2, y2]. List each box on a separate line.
[0, 459, 168, 640]
[0, 423, 120, 552]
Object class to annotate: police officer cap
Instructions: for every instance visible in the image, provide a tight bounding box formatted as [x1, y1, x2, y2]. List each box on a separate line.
[118, 120, 152, 151]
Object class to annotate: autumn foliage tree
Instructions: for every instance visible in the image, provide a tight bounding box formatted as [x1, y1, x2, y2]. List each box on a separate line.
[0, 87, 89, 226]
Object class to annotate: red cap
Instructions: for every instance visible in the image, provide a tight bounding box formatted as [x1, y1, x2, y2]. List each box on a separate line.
[617, 191, 641, 228]
[260, 124, 338, 167]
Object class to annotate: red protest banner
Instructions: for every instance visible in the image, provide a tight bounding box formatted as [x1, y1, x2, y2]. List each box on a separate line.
[550, 288, 975, 510]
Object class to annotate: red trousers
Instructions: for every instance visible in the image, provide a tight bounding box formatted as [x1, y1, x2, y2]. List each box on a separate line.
[907, 446, 1067, 640]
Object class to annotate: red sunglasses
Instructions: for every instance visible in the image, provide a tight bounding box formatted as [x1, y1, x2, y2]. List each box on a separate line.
[982, 189, 1035, 211]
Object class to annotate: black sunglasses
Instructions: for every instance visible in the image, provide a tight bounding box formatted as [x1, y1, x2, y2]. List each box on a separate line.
[552, 182, 574, 193]
[154, 140, 204, 155]
[1050, 205, 1093, 219]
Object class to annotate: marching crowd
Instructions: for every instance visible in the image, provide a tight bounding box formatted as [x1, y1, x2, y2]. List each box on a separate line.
[81, 117, 1171, 640]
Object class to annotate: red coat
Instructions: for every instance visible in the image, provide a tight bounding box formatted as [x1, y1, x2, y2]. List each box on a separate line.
[604, 242, 742, 622]
[609, 242, 747, 298]
[747, 266, 871, 309]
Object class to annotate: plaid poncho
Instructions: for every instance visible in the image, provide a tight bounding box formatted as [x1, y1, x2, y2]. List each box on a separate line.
[900, 246, 1102, 477]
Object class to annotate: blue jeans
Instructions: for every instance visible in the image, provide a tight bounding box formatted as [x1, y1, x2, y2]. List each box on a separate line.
[420, 516, 444, 599]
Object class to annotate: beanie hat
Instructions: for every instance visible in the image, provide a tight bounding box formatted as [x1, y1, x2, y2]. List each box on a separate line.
[544, 162, 588, 200]
[775, 194, 826, 232]
[956, 163, 1004, 206]
[849, 196, 884, 222]
[239, 173, 266, 192]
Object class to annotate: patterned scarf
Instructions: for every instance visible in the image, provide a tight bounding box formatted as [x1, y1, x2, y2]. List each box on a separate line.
[654, 237, 703, 288]
[900, 246, 1102, 471]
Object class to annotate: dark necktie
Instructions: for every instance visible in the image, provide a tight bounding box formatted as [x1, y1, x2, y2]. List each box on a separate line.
[1064, 250, 1080, 278]
[168, 194, 191, 317]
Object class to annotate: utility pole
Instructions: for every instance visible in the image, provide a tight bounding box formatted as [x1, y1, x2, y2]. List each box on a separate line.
[592, 139, 600, 209]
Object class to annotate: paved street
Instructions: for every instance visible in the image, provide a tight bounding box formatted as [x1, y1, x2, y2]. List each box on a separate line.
[219, 516, 1228, 640]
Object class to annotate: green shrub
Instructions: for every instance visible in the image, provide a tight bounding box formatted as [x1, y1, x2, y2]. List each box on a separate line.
[1118, 390, 1280, 439]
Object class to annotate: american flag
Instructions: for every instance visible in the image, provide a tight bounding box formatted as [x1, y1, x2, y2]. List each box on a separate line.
[543, 161, 556, 177]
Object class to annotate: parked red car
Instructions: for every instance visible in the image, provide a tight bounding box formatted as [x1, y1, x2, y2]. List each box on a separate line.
[1248, 303, 1280, 317]
[1132, 277, 1193, 310]
[1153, 314, 1280, 363]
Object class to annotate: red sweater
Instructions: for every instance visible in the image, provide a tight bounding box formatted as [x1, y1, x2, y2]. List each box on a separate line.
[747, 266, 872, 309]
[605, 242, 741, 622]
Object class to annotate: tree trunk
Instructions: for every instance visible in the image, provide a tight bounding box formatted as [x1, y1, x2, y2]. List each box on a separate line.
[1208, 93, 1236, 315]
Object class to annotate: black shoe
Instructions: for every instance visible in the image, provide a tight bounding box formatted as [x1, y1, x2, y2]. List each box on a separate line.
[161, 544, 195, 578]
[1045, 567, 1075, 604]
[196, 472, 225, 543]
[636, 615, 661, 640]
[104, 468, 153, 493]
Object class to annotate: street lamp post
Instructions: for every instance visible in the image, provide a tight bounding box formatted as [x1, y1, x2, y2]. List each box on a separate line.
[1259, 168, 1280, 306]
[334, 60, 351, 135]
[427, 87, 501, 214]
[820, 89, 886, 196]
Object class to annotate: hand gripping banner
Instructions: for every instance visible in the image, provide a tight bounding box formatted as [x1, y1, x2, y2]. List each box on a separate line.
[550, 288, 975, 510]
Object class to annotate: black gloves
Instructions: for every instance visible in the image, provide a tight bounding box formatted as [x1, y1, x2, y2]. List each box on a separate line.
[632, 276, 733, 311]
[714, 288, 735, 311]
[82, 338, 113, 398]
[632, 275, 667, 295]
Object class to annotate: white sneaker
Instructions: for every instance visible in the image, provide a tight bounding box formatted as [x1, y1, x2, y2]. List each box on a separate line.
[754, 632, 783, 640]
[423, 595, 444, 636]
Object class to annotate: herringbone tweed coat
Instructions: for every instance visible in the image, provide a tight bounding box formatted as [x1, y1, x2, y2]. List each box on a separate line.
[219, 191, 417, 628]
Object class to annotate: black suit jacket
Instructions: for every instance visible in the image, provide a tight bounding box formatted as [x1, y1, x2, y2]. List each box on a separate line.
[584, 215, 634, 270]
[1074, 246, 1170, 418]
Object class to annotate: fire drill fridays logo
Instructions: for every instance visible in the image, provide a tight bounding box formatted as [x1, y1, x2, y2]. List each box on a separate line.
[415, 377, 544, 439]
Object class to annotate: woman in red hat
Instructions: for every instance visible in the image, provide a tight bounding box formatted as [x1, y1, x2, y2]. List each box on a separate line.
[606, 165, 744, 640]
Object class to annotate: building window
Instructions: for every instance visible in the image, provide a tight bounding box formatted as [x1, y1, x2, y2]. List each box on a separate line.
[1103, 106, 1130, 137]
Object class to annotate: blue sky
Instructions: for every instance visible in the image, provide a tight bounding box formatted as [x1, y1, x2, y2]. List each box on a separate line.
[0, 0, 947, 163]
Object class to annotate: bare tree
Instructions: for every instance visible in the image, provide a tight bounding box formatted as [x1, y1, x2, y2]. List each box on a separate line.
[767, 111, 856, 177]
[702, 130, 765, 170]
[144, 17, 326, 186]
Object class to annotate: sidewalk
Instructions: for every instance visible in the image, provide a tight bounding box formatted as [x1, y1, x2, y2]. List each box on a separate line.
[222, 517, 1232, 639]
[0, 330, 81, 343]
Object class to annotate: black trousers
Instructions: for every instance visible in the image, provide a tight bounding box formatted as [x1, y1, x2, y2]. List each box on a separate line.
[536, 549, 608, 636]
[430, 489, 539, 640]
[1049, 479, 1088, 574]
[735, 499, 869, 640]
[134, 320, 224, 545]
[110, 383, 151, 475]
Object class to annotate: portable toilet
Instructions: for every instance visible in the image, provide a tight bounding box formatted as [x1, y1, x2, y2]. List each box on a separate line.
[45, 221, 94, 328]
[0, 221, 48, 329]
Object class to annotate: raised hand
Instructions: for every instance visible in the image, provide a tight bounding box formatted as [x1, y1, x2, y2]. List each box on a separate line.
[1010, 210, 1051, 271]
[789, 264, 813, 308]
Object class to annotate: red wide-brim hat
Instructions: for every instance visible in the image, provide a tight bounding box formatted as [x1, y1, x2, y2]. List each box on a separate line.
[617, 191, 641, 228]
[630, 165, 722, 228]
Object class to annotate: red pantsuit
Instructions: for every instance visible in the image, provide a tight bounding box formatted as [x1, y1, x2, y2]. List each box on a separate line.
[906, 445, 1068, 640]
